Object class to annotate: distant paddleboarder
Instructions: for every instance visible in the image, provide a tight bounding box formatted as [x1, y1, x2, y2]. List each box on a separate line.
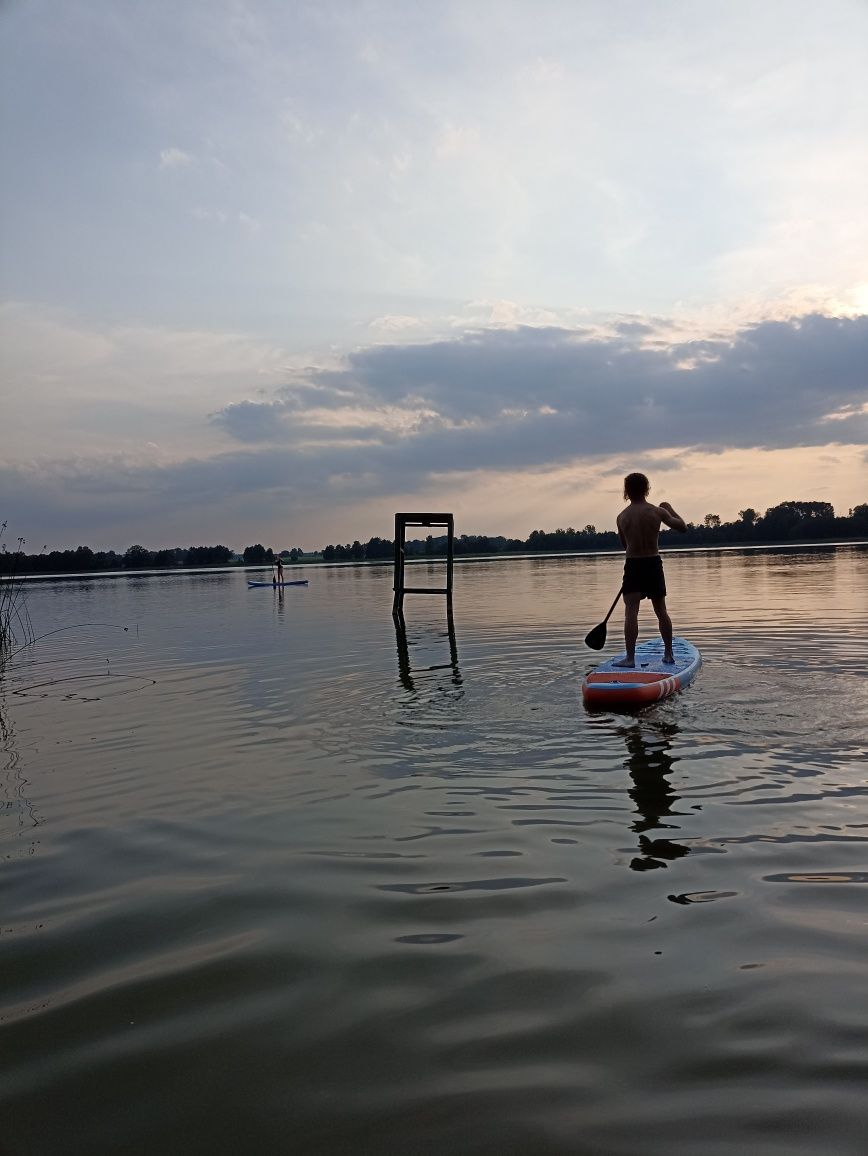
[614, 473, 687, 668]
[273, 554, 284, 587]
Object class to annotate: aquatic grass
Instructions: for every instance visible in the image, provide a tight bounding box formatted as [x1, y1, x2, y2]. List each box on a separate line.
[2, 525, 136, 681]
[0, 522, 36, 662]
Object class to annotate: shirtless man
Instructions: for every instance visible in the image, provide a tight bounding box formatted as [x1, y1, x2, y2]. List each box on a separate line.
[614, 472, 687, 667]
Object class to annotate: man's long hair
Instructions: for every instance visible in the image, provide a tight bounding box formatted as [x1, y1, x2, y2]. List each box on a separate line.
[623, 472, 650, 501]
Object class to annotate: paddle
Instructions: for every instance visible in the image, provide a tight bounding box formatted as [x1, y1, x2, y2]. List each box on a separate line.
[584, 586, 624, 650]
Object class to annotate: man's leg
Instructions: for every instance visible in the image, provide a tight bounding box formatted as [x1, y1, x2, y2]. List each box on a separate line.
[651, 596, 674, 663]
[614, 592, 641, 667]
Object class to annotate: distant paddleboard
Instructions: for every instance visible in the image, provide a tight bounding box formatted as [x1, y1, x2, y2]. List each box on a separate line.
[247, 580, 309, 588]
[582, 636, 701, 709]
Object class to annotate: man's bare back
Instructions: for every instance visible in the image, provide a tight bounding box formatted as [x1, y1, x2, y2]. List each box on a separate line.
[613, 475, 688, 668]
[617, 500, 686, 557]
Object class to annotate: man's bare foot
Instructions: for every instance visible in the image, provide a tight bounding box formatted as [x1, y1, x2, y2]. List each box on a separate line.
[613, 656, 635, 668]
[663, 653, 675, 664]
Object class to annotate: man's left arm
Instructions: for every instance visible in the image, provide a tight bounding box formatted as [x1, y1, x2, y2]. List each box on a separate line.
[658, 502, 687, 533]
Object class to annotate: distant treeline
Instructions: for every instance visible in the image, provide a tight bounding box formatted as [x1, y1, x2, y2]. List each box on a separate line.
[0, 543, 237, 575]
[320, 500, 868, 561]
[240, 544, 305, 564]
[0, 540, 316, 575]
[2, 500, 866, 575]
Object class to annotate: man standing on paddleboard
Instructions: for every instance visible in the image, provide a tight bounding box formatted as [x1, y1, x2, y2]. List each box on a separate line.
[614, 472, 687, 667]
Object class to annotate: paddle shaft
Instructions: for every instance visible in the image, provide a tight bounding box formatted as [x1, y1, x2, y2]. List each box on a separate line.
[601, 586, 624, 626]
[584, 585, 625, 649]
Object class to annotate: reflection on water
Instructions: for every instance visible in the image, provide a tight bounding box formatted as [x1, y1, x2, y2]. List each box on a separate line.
[619, 721, 691, 872]
[0, 694, 42, 856]
[1, 546, 867, 1156]
[393, 599, 462, 696]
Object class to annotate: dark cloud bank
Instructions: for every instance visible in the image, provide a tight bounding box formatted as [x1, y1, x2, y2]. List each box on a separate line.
[214, 311, 867, 463]
[4, 311, 867, 540]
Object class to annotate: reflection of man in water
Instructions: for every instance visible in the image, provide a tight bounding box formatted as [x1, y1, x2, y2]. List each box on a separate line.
[615, 472, 687, 668]
[622, 723, 689, 872]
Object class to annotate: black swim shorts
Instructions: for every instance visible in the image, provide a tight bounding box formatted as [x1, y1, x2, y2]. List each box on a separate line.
[622, 555, 666, 600]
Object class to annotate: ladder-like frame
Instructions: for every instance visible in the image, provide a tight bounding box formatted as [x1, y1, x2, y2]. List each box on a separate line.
[392, 512, 454, 615]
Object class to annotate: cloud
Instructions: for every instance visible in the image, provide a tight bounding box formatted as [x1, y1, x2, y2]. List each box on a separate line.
[206, 309, 868, 473]
[455, 299, 566, 328]
[434, 122, 481, 160]
[3, 308, 866, 548]
[0, 302, 292, 461]
[192, 206, 229, 223]
[159, 147, 193, 169]
[238, 212, 261, 234]
[280, 106, 321, 145]
[302, 310, 868, 439]
[2, 303, 289, 394]
[369, 314, 424, 333]
[5, 0, 868, 332]
[210, 400, 287, 443]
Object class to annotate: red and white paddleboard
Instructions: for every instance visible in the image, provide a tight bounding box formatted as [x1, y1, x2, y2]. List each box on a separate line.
[582, 636, 701, 709]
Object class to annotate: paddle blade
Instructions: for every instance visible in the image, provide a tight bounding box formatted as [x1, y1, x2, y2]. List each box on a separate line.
[584, 622, 607, 650]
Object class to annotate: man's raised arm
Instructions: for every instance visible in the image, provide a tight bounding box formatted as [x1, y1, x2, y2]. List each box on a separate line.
[658, 501, 687, 533]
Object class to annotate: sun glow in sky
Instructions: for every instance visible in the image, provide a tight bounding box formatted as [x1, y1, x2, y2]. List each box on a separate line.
[1, 0, 866, 551]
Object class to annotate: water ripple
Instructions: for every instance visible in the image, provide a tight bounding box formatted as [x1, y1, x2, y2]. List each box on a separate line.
[2, 548, 868, 1154]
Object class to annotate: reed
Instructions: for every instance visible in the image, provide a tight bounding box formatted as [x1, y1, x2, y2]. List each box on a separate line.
[0, 523, 35, 661]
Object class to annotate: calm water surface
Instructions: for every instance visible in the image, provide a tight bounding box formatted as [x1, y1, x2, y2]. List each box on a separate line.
[2, 547, 868, 1155]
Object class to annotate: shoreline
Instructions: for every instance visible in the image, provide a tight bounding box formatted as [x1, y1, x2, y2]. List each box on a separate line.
[3, 538, 866, 583]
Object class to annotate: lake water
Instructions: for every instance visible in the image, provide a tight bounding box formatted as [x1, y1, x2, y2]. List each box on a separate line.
[2, 545, 868, 1156]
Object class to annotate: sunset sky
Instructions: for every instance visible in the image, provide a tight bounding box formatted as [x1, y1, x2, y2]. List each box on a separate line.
[2, 0, 866, 552]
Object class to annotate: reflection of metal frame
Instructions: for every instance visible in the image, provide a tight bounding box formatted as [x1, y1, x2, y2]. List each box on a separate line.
[392, 512, 454, 615]
[393, 600, 460, 693]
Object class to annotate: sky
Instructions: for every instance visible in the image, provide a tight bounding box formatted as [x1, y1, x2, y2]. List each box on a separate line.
[1, 0, 866, 553]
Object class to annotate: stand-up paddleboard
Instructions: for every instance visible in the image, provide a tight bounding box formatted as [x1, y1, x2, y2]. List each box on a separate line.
[247, 579, 309, 588]
[582, 637, 701, 709]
